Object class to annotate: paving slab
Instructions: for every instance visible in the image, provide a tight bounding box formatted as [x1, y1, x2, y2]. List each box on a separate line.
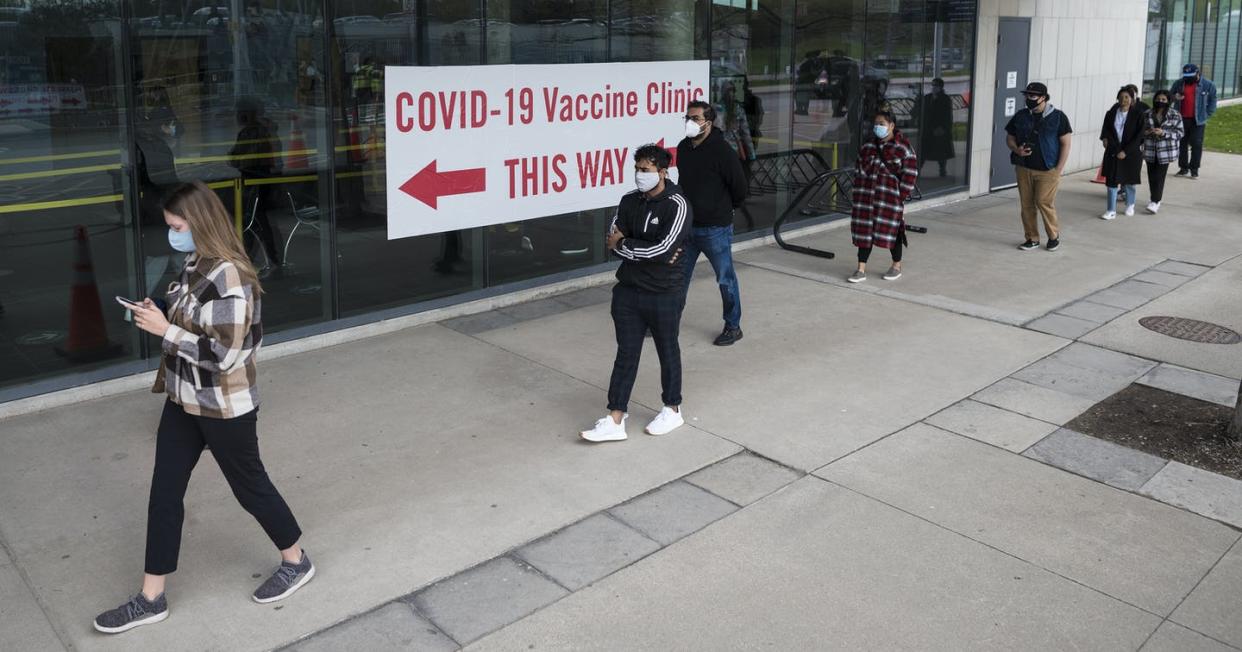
[515, 514, 659, 591]
[552, 286, 613, 308]
[1138, 364, 1240, 407]
[1140, 462, 1242, 529]
[1153, 260, 1212, 277]
[498, 297, 572, 322]
[1055, 300, 1129, 324]
[971, 377, 1099, 425]
[1141, 622, 1239, 652]
[1011, 355, 1153, 402]
[684, 452, 803, 505]
[440, 310, 519, 336]
[469, 478, 1161, 651]
[1133, 270, 1193, 289]
[817, 423, 1239, 616]
[1026, 313, 1098, 338]
[0, 562, 64, 652]
[1087, 286, 1160, 310]
[0, 324, 738, 652]
[1053, 341, 1160, 377]
[1023, 428, 1169, 491]
[608, 481, 737, 546]
[923, 399, 1058, 452]
[409, 556, 568, 645]
[480, 264, 1063, 471]
[1112, 279, 1174, 301]
[1172, 538, 1242, 649]
[1083, 257, 1242, 379]
[284, 603, 456, 652]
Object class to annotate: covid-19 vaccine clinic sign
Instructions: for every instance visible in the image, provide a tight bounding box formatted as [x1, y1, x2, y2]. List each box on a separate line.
[384, 60, 709, 239]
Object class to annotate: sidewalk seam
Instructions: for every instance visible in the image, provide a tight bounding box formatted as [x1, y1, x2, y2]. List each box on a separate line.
[1135, 535, 1242, 652]
[0, 523, 72, 652]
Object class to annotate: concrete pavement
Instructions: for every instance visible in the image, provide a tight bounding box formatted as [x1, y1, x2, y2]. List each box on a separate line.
[2, 153, 1241, 651]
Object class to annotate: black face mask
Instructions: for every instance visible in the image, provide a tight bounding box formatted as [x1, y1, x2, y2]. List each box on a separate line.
[1154, 100, 1170, 109]
[1024, 97, 1041, 110]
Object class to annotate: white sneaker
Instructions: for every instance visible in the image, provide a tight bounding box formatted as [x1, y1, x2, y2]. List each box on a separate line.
[1100, 211, 1117, 220]
[1146, 201, 1161, 214]
[645, 406, 684, 436]
[1124, 205, 1135, 216]
[580, 415, 627, 442]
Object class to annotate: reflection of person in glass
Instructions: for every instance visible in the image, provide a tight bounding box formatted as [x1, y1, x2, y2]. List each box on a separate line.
[847, 111, 919, 284]
[93, 182, 313, 636]
[716, 82, 755, 168]
[916, 78, 955, 178]
[794, 51, 821, 115]
[230, 99, 284, 272]
[135, 113, 182, 292]
[580, 145, 689, 443]
[849, 74, 889, 160]
[742, 78, 764, 139]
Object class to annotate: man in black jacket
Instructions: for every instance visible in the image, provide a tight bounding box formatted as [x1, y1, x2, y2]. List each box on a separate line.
[581, 145, 691, 443]
[677, 100, 748, 346]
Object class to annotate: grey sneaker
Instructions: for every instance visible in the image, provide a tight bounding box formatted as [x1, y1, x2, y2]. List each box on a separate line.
[94, 593, 168, 634]
[847, 270, 867, 283]
[882, 266, 902, 281]
[253, 552, 315, 604]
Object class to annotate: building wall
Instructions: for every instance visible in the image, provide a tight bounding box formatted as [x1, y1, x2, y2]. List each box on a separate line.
[970, 0, 1150, 195]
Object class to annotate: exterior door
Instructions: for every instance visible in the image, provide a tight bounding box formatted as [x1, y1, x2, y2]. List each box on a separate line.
[990, 18, 1031, 191]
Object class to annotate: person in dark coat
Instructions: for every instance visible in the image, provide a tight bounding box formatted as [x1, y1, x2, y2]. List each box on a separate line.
[1099, 86, 1145, 220]
[916, 78, 955, 177]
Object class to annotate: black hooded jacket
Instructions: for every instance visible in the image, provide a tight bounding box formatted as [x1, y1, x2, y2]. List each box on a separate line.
[610, 181, 692, 293]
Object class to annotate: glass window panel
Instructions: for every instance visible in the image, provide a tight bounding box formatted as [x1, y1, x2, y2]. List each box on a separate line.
[129, 0, 334, 332]
[0, 1, 140, 391]
[912, 0, 973, 194]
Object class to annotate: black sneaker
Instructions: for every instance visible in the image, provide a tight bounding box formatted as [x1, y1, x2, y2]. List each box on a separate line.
[1191, 171, 1199, 179]
[253, 552, 315, 603]
[713, 326, 743, 346]
[1175, 169, 1190, 177]
[1018, 240, 1040, 251]
[1046, 238, 1060, 252]
[94, 593, 168, 634]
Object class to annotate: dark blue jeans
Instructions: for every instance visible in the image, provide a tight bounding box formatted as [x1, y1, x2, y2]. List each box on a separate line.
[680, 225, 742, 329]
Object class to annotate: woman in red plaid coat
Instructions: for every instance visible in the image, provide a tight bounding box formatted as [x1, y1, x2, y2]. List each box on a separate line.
[849, 110, 920, 283]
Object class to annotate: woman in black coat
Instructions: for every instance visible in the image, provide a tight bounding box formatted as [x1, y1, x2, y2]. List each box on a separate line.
[1099, 86, 1145, 219]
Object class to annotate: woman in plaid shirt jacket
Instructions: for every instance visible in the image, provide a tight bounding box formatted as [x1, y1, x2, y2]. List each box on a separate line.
[94, 182, 313, 635]
[1141, 89, 1184, 214]
[848, 110, 920, 283]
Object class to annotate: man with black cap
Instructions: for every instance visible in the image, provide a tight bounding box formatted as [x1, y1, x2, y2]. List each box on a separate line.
[1005, 82, 1072, 252]
[1171, 63, 1218, 179]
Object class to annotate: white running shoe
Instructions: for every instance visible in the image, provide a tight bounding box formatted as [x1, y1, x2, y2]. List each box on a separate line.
[645, 406, 684, 436]
[1100, 211, 1117, 220]
[581, 415, 627, 442]
[1124, 205, 1135, 216]
[1146, 201, 1161, 214]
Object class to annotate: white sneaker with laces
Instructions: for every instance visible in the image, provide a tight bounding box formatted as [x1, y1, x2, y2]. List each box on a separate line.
[1100, 211, 1117, 220]
[581, 415, 627, 442]
[1124, 205, 1135, 216]
[1147, 201, 1161, 214]
[645, 406, 684, 436]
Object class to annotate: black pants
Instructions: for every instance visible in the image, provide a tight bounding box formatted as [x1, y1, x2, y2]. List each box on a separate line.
[858, 237, 903, 264]
[607, 284, 684, 412]
[1147, 161, 1170, 203]
[146, 400, 301, 575]
[1179, 119, 1205, 173]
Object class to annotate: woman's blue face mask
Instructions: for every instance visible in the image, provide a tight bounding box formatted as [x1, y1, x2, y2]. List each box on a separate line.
[873, 124, 890, 139]
[168, 227, 196, 252]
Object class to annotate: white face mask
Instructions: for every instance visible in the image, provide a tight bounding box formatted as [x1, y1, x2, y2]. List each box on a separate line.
[635, 171, 661, 193]
[684, 119, 704, 139]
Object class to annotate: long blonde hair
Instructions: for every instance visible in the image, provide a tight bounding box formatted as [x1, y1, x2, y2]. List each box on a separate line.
[163, 181, 264, 294]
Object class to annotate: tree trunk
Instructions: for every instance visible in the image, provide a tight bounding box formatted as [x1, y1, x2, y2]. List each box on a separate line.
[1229, 377, 1242, 445]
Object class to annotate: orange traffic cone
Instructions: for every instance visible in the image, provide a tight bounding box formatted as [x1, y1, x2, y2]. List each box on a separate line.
[286, 113, 309, 170]
[1092, 165, 1107, 184]
[55, 225, 122, 362]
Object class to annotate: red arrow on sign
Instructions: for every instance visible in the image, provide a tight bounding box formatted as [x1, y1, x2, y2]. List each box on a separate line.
[656, 138, 679, 168]
[399, 160, 486, 209]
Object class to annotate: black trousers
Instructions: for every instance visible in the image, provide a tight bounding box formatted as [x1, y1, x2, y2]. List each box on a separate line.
[858, 237, 903, 264]
[146, 400, 301, 575]
[1147, 161, 1170, 203]
[607, 284, 684, 412]
[1179, 119, 1205, 172]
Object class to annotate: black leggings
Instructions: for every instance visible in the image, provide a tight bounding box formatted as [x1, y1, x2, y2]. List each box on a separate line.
[858, 238, 903, 264]
[1147, 160, 1170, 203]
[145, 400, 301, 575]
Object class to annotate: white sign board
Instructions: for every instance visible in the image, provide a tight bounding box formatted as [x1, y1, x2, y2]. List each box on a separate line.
[1006, 71, 1017, 89]
[384, 61, 710, 239]
[0, 84, 87, 114]
[1004, 97, 1017, 116]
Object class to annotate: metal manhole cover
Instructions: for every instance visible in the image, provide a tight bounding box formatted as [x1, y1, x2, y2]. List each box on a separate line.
[1139, 316, 1242, 344]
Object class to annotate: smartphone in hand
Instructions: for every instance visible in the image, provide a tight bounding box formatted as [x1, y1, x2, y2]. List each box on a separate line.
[115, 296, 144, 310]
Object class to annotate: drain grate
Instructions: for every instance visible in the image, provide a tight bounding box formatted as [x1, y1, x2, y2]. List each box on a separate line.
[1139, 316, 1242, 344]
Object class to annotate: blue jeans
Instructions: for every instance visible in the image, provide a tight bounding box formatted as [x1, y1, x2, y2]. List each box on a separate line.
[1107, 184, 1136, 212]
[681, 225, 741, 329]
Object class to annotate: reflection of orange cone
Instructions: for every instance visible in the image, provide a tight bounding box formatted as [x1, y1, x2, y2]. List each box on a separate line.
[1092, 165, 1107, 184]
[56, 225, 121, 362]
[286, 113, 309, 170]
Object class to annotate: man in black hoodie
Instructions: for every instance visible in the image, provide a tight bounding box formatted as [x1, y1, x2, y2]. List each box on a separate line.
[581, 145, 691, 443]
[677, 100, 748, 346]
